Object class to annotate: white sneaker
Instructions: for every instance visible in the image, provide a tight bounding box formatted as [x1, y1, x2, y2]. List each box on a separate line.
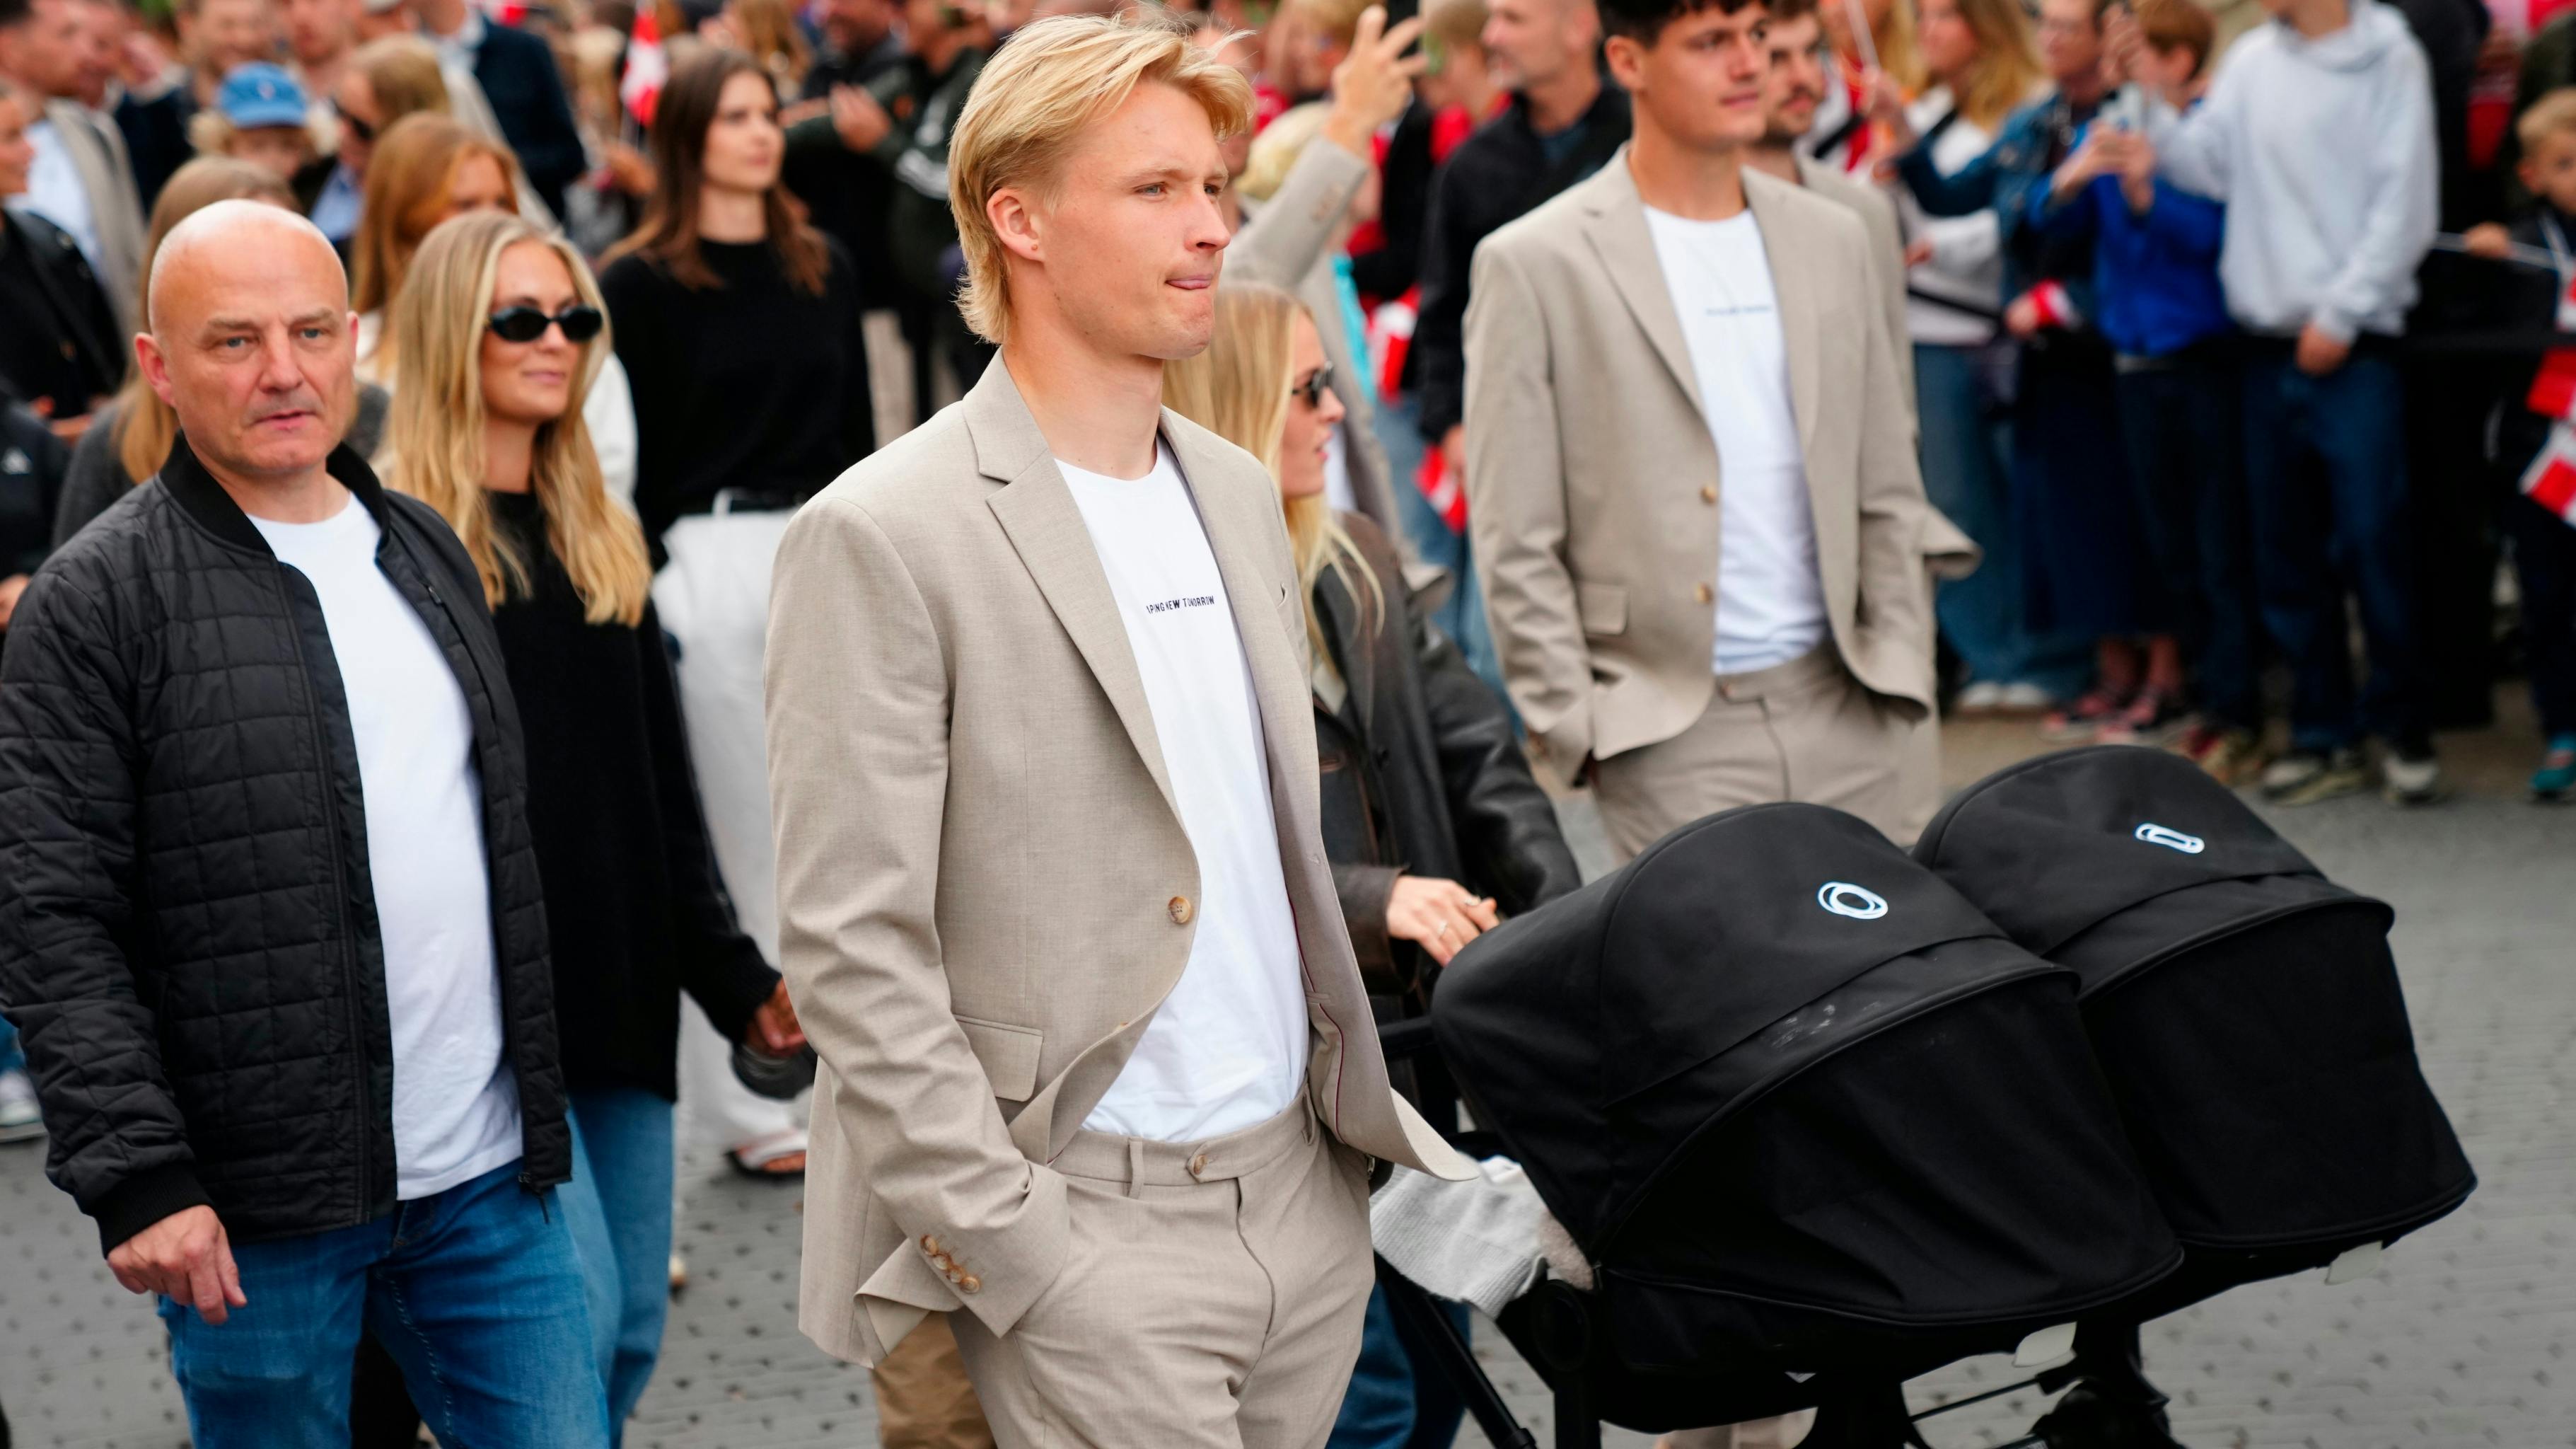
[0, 1070, 42, 1143]
[1995, 682, 2056, 715]
[1955, 681, 2006, 714]
[2384, 751, 2445, 807]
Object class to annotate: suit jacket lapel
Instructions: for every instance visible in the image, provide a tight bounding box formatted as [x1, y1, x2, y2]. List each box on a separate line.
[1746, 171, 1825, 463]
[974, 366, 1182, 822]
[1580, 154, 1702, 415]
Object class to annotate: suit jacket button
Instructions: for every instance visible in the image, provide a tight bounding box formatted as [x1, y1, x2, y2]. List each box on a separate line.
[921, 1235, 941, 1254]
[1169, 895, 1193, 925]
[1693, 582, 1715, 605]
[1700, 484, 1718, 504]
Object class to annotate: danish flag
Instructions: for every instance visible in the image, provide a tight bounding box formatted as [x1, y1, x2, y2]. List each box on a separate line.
[2521, 265, 2576, 526]
[620, 6, 668, 127]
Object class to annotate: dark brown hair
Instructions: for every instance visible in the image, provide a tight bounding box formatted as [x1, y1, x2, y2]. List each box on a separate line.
[2136, 0, 2212, 75]
[605, 47, 830, 294]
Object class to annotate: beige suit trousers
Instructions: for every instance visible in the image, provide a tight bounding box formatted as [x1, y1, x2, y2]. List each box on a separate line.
[1591, 646, 1927, 863]
[948, 1099, 1374, 1449]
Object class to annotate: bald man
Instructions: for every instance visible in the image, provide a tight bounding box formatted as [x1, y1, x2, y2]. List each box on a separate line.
[0, 202, 608, 1449]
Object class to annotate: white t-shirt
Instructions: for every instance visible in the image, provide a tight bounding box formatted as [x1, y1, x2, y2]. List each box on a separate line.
[250, 495, 521, 1200]
[1058, 445, 1309, 1143]
[1644, 206, 1831, 677]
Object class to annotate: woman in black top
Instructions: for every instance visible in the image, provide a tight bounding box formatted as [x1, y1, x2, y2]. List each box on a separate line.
[593, 48, 873, 1179]
[381, 210, 801, 1438]
[0, 79, 122, 441]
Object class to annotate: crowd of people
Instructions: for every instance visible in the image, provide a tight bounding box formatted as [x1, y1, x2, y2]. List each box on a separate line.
[0, 0, 2570, 1441]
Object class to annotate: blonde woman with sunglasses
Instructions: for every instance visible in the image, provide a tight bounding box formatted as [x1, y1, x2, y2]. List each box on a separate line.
[382, 210, 801, 1439]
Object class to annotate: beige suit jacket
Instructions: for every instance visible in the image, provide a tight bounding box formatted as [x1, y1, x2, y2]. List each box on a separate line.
[43, 100, 146, 336]
[765, 362, 1473, 1369]
[1463, 154, 1940, 790]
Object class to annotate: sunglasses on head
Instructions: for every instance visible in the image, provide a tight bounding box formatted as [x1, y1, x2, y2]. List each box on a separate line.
[487, 304, 605, 345]
[1292, 359, 1335, 409]
[341, 112, 376, 144]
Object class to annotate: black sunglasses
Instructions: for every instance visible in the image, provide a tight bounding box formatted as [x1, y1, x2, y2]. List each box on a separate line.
[1292, 359, 1335, 409]
[341, 111, 376, 144]
[487, 304, 605, 345]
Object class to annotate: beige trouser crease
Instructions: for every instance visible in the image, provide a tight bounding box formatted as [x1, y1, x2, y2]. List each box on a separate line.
[949, 1097, 1376, 1449]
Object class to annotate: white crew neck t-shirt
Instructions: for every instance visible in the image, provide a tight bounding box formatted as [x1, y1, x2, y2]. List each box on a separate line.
[250, 495, 521, 1200]
[1644, 205, 1831, 677]
[1057, 445, 1308, 1143]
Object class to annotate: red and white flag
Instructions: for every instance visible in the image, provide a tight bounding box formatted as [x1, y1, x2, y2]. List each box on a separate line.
[620, 7, 668, 127]
[2521, 262, 2576, 526]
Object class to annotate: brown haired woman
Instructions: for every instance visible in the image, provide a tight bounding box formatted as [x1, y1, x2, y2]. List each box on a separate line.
[598, 47, 872, 1180]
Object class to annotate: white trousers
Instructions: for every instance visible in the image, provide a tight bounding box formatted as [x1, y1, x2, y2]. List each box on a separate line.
[656, 510, 803, 1150]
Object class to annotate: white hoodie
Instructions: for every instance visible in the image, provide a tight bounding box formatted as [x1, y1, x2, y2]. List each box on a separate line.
[2145, 0, 2437, 342]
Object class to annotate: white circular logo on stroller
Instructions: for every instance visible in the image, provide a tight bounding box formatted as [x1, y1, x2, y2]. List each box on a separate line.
[1816, 882, 1889, 920]
[2134, 823, 2206, 854]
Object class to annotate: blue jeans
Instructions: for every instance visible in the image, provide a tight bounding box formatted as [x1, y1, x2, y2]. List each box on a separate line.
[1327, 1277, 1471, 1449]
[2239, 346, 2427, 751]
[158, 1160, 608, 1449]
[0, 1013, 22, 1078]
[1915, 342, 2082, 693]
[558, 1087, 677, 1443]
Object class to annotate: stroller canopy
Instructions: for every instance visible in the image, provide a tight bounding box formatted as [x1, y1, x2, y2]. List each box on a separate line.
[1436, 804, 2176, 1407]
[1915, 746, 2475, 1310]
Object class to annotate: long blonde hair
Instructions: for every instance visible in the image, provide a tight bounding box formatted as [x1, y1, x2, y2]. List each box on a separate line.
[1938, 0, 2045, 132]
[1162, 284, 1381, 654]
[114, 158, 297, 485]
[383, 212, 652, 626]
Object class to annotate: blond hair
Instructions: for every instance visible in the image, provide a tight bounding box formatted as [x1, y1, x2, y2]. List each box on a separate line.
[1287, 0, 1372, 50]
[383, 212, 653, 627]
[1422, 0, 1490, 62]
[1162, 284, 1380, 654]
[947, 8, 1253, 347]
[112, 157, 296, 486]
[1241, 100, 1327, 203]
[2521, 87, 2576, 156]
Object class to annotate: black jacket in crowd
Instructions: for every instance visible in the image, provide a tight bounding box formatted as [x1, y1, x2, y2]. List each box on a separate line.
[0, 440, 569, 1254]
[472, 20, 588, 221]
[482, 490, 779, 1099]
[1313, 514, 1581, 1046]
[0, 207, 124, 426]
[1412, 83, 1630, 444]
[1, 395, 71, 590]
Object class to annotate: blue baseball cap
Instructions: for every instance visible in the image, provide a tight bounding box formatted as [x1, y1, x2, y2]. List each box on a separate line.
[215, 63, 311, 130]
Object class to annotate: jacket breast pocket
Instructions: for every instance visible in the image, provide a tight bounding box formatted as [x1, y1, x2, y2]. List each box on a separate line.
[1577, 583, 1628, 637]
[956, 1015, 1044, 1102]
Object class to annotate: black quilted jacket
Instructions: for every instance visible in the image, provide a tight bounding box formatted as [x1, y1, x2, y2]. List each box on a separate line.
[0, 440, 569, 1254]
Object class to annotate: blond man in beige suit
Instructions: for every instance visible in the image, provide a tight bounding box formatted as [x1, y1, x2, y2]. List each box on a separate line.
[762, 13, 1473, 1449]
[1463, 0, 1951, 862]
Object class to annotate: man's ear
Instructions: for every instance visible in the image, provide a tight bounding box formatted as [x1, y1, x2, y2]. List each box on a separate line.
[987, 185, 1045, 267]
[1603, 33, 1647, 94]
[136, 333, 176, 410]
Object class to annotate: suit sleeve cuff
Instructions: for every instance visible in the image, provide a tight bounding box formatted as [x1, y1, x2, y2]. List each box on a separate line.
[88, 1162, 212, 1257]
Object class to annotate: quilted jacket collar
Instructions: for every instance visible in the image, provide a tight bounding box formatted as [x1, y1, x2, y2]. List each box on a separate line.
[159, 434, 389, 555]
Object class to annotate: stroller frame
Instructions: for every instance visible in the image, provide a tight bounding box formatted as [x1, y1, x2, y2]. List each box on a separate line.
[1371, 1019, 2158, 1449]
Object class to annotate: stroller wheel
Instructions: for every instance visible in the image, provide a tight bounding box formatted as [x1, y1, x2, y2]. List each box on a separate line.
[2029, 1381, 2185, 1449]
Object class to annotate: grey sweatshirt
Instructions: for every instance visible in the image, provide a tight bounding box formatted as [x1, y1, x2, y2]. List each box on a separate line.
[2145, 0, 2438, 342]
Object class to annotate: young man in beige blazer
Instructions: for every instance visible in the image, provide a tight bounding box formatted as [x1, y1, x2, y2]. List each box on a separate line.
[762, 13, 1473, 1449]
[1462, 0, 1946, 861]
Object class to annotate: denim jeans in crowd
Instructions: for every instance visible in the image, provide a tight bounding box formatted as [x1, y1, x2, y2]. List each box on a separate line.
[1327, 1276, 1472, 1449]
[558, 1087, 678, 1443]
[158, 1160, 608, 1449]
[2239, 344, 2428, 752]
[1914, 342, 2083, 694]
[2115, 347, 2263, 729]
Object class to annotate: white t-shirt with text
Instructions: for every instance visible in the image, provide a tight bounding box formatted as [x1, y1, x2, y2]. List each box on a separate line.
[250, 495, 521, 1201]
[1058, 445, 1309, 1144]
[1644, 205, 1831, 677]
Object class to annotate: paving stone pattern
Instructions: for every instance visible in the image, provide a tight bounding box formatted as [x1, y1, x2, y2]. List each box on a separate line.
[3, 729, 2569, 1448]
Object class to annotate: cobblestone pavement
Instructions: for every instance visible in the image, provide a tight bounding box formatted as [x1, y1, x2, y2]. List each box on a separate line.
[4, 712, 2568, 1448]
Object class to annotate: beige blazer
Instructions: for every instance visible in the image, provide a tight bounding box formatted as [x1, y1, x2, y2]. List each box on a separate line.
[44, 100, 146, 336]
[1795, 154, 1915, 406]
[1462, 154, 1940, 790]
[765, 362, 1473, 1369]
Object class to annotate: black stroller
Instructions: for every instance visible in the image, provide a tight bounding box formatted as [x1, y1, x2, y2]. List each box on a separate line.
[1402, 803, 2184, 1448]
[1910, 746, 2476, 1431]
